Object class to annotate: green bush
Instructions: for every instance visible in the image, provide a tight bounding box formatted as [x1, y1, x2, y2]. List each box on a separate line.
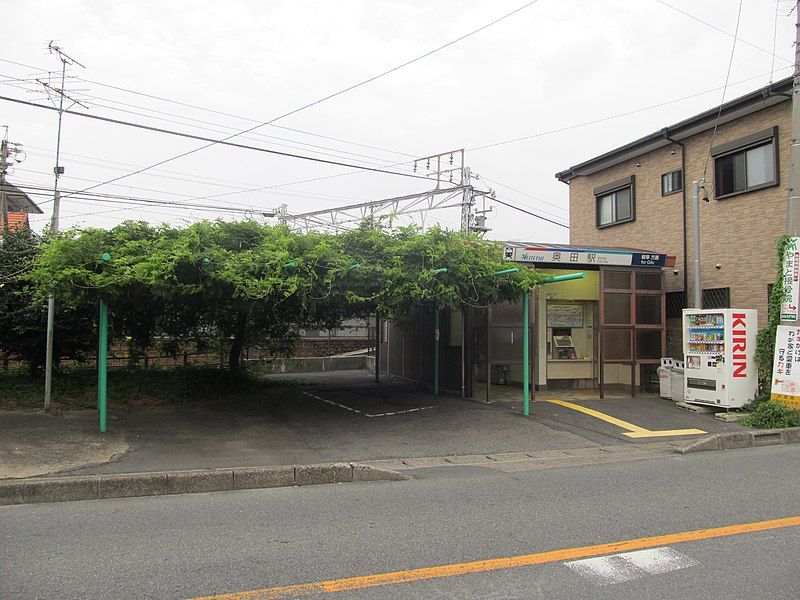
[741, 396, 800, 429]
[0, 367, 301, 411]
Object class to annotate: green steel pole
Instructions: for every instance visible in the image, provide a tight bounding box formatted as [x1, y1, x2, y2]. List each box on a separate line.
[374, 312, 380, 384]
[540, 272, 586, 284]
[98, 297, 108, 433]
[434, 308, 440, 395]
[522, 292, 530, 416]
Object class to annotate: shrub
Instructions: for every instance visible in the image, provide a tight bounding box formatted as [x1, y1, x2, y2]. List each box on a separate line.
[741, 396, 800, 429]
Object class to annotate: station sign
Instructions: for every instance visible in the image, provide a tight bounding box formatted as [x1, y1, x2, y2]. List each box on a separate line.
[503, 245, 666, 268]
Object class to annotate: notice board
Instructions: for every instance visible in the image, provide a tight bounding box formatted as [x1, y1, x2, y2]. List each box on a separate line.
[771, 325, 800, 409]
[547, 303, 583, 328]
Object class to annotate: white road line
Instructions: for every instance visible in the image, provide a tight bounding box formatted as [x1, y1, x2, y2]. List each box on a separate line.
[565, 547, 698, 586]
[365, 406, 435, 418]
[301, 391, 435, 418]
[302, 391, 363, 414]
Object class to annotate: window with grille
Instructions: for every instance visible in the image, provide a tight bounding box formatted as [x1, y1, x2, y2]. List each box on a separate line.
[702, 287, 730, 309]
[665, 291, 686, 318]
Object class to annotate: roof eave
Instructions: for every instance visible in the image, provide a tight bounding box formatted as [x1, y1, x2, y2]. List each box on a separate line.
[555, 76, 793, 183]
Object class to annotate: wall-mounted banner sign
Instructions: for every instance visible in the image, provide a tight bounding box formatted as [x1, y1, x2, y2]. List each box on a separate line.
[780, 237, 800, 322]
[770, 325, 800, 409]
[503, 245, 666, 268]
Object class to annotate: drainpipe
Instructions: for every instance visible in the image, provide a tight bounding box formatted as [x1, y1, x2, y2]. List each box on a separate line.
[664, 130, 688, 306]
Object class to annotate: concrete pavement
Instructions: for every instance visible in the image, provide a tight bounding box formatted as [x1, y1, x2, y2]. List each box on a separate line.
[0, 411, 128, 479]
[1, 370, 752, 481]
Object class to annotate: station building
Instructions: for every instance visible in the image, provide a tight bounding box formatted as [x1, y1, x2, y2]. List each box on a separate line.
[378, 243, 674, 399]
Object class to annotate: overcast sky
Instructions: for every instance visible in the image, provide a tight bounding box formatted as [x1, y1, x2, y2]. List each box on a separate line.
[1, 0, 795, 243]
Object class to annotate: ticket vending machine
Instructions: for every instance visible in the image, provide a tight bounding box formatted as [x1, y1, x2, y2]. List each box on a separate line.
[682, 308, 758, 408]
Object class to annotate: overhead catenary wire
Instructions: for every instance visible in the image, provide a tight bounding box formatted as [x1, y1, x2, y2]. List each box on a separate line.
[477, 174, 568, 214]
[492, 196, 569, 229]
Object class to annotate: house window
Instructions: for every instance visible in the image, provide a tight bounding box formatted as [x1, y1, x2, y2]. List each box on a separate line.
[594, 176, 635, 228]
[712, 127, 778, 199]
[702, 287, 730, 309]
[661, 170, 683, 196]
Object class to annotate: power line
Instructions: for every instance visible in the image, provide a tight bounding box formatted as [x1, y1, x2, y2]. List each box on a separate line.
[9, 183, 275, 216]
[50, 1, 541, 197]
[74, 78, 418, 158]
[702, 0, 744, 185]
[492, 196, 569, 229]
[654, 0, 792, 64]
[0, 94, 433, 185]
[19, 145, 378, 203]
[69, 93, 418, 170]
[0, 57, 417, 161]
[477, 174, 568, 214]
[0, 61, 419, 173]
[467, 69, 791, 152]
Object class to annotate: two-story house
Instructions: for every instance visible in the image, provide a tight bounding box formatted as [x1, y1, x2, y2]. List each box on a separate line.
[556, 76, 792, 356]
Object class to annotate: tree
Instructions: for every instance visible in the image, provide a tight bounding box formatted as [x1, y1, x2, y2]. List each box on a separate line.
[0, 229, 95, 374]
[29, 220, 544, 373]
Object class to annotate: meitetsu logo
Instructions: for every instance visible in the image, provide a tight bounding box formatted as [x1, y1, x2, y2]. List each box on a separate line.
[731, 313, 748, 378]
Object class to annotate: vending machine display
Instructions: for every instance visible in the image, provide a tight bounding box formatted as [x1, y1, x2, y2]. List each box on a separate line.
[682, 309, 757, 408]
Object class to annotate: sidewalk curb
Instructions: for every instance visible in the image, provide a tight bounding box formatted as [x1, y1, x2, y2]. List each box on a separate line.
[675, 427, 800, 454]
[0, 463, 407, 506]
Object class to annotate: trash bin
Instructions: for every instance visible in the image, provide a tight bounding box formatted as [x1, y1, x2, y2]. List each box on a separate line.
[658, 358, 674, 399]
[669, 360, 685, 402]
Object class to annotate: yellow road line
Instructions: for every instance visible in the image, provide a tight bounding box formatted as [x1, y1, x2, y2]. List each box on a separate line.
[192, 515, 800, 599]
[625, 429, 707, 438]
[544, 398, 650, 433]
[542, 398, 706, 438]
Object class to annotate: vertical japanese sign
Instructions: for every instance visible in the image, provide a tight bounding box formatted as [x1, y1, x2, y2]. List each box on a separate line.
[770, 325, 800, 409]
[780, 237, 800, 321]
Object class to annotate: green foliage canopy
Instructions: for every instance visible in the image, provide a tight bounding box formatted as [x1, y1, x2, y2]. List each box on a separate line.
[27, 220, 544, 369]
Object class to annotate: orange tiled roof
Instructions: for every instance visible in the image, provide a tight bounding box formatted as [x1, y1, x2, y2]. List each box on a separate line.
[4, 212, 29, 231]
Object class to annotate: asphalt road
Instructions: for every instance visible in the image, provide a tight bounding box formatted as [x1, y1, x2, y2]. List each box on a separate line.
[2, 445, 800, 599]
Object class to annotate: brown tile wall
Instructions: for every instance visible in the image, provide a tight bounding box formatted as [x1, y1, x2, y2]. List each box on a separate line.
[567, 100, 790, 330]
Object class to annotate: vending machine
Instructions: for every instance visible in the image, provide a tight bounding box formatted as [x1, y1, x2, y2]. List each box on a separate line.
[682, 308, 758, 408]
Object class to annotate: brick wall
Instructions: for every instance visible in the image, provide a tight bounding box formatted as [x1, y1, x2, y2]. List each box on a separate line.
[567, 100, 790, 330]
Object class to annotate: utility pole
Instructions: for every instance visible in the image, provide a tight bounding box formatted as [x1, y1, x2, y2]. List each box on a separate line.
[460, 166, 473, 232]
[1, 129, 9, 232]
[692, 180, 702, 308]
[43, 42, 85, 410]
[787, 0, 800, 238]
